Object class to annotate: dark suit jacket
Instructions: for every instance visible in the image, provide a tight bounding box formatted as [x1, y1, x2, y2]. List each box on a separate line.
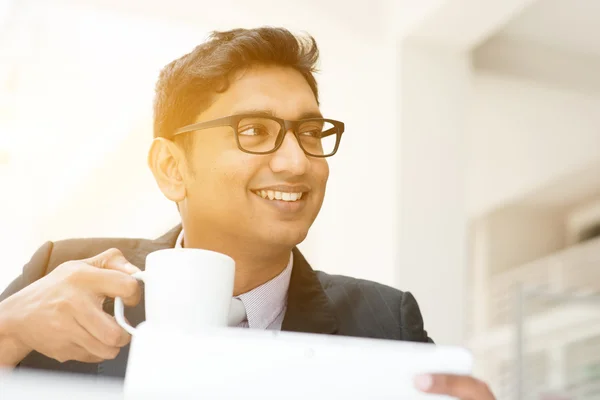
[0, 225, 433, 377]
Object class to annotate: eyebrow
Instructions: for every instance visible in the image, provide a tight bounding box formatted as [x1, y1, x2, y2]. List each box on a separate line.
[231, 108, 324, 120]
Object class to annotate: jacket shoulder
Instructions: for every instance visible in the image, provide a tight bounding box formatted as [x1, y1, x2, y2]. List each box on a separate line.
[43, 225, 181, 275]
[1, 236, 151, 301]
[44, 237, 146, 274]
[0, 242, 54, 302]
[316, 271, 402, 296]
[315, 271, 433, 343]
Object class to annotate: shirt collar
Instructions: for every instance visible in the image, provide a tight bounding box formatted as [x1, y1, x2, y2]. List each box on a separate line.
[174, 229, 293, 329]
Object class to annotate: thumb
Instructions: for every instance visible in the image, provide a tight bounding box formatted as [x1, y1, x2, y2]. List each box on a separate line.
[86, 248, 141, 275]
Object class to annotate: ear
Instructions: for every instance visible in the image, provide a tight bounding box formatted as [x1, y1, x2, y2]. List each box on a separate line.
[147, 138, 188, 204]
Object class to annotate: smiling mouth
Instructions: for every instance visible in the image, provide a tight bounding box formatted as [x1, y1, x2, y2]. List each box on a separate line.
[251, 190, 306, 202]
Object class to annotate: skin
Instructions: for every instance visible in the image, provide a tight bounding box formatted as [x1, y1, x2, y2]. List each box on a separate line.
[148, 65, 329, 295]
[415, 373, 496, 399]
[0, 249, 140, 366]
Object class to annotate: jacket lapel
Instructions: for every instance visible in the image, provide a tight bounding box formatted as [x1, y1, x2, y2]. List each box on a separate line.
[281, 248, 339, 335]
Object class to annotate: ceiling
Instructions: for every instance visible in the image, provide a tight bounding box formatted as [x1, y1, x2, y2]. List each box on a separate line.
[44, 0, 387, 42]
[497, 0, 600, 58]
[517, 161, 600, 210]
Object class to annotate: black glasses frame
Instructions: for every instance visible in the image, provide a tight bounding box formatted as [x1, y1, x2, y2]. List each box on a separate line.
[172, 114, 345, 158]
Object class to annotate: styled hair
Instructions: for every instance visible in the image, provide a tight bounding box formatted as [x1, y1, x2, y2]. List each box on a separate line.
[153, 27, 321, 144]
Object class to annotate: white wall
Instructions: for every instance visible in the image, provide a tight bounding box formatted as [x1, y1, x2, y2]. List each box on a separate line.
[396, 41, 471, 346]
[0, 1, 424, 292]
[467, 72, 600, 217]
[299, 37, 400, 286]
[393, 37, 600, 346]
[0, 2, 206, 288]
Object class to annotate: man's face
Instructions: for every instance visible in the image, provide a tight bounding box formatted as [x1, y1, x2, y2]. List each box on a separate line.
[181, 65, 329, 248]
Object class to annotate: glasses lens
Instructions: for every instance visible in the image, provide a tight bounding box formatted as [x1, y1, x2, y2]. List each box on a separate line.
[297, 120, 338, 156]
[236, 117, 282, 153]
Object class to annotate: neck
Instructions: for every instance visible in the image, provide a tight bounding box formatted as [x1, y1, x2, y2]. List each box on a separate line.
[181, 226, 290, 296]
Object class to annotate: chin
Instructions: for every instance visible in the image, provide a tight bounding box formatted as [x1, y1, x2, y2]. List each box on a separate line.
[266, 226, 310, 248]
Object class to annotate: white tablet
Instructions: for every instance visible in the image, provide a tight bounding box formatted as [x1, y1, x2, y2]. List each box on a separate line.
[124, 324, 473, 399]
[0, 368, 123, 400]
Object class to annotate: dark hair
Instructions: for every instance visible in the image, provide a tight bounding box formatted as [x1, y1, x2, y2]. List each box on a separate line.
[153, 27, 321, 147]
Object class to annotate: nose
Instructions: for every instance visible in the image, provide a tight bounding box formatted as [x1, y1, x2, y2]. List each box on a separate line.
[269, 130, 310, 176]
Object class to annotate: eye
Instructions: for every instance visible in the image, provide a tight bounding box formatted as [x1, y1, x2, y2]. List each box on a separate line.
[238, 124, 270, 136]
[299, 126, 324, 139]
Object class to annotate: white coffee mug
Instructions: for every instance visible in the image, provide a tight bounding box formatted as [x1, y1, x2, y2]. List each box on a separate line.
[114, 248, 235, 335]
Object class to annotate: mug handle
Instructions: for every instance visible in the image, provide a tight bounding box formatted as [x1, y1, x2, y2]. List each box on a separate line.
[114, 271, 145, 335]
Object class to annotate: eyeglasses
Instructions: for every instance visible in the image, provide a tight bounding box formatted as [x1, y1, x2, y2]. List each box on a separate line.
[172, 114, 345, 158]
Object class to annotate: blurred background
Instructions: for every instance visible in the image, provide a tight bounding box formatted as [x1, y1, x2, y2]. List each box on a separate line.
[1, 0, 599, 398]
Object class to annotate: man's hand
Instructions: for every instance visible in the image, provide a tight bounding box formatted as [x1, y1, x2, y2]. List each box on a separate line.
[414, 374, 495, 399]
[0, 248, 142, 366]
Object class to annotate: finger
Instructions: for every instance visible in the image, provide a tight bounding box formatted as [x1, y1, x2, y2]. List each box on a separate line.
[111, 315, 133, 347]
[79, 267, 141, 304]
[74, 299, 132, 347]
[86, 248, 141, 274]
[48, 342, 108, 364]
[66, 343, 106, 364]
[71, 319, 121, 361]
[414, 374, 494, 399]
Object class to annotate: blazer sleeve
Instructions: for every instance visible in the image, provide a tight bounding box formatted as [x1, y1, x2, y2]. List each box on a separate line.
[0, 242, 54, 302]
[400, 291, 435, 343]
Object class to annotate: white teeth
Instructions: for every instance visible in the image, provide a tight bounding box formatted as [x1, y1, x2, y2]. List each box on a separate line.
[254, 190, 305, 202]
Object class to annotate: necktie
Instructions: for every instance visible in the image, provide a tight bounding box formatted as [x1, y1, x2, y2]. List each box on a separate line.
[228, 298, 246, 326]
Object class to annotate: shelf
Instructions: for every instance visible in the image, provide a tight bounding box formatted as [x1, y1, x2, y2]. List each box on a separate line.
[469, 301, 600, 355]
[486, 237, 600, 328]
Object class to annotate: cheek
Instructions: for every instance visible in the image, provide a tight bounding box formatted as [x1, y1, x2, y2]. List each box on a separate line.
[190, 151, 259, 199]
[313, 159, 330, 188]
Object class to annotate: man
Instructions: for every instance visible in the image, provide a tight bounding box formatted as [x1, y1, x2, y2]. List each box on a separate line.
[0, 27, 494, 398]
